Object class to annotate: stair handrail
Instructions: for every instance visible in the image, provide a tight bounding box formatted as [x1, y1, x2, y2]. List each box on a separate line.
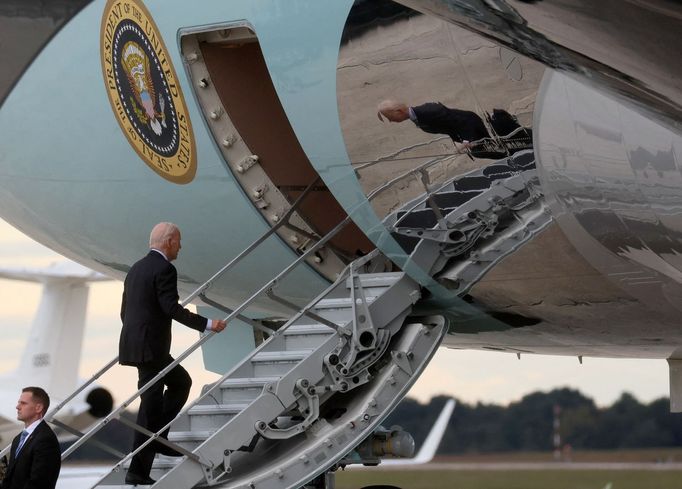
[0, 178, 324, 460]
[63, 211, 355, 462]
[83, 152, 537, 485]
[87, 245, 381, 489]
[84, 222, 366, 489]
[75, 140, 459, 479]
[10, 152, 455, 460]
[40, 144, 449, 463]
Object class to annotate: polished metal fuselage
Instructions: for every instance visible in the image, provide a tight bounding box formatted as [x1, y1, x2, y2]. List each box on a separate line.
[336, 1, 682, 358]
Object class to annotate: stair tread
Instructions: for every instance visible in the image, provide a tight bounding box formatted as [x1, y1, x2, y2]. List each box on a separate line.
[454, 175, 491, 191]
[252, 350, 312, 361]
[188, 402, 251, 415]
[152, 456, 184, 468]
[431, 190, 482, 209]
[482, 163, 514, 177]
[395, 208, 439, 228]
[284, 324, 334, 334]
[220, 376, 279, 387]
[168, 430, 213, 441]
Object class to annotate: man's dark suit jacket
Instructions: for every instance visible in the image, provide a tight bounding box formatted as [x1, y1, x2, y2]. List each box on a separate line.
[1, 421, 61, 489]
[119, 250, 208, 366]
[412, 102, 490, 144]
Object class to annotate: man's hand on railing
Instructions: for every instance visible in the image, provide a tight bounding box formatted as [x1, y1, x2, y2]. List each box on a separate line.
[209, 319, 227, 332]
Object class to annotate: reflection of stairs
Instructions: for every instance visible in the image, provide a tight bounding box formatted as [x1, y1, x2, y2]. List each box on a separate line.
[95, 265, 447, 488]
[385, 150, 550, 295]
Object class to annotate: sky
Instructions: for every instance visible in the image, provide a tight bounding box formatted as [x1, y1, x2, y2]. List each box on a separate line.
[0, 218, 671, 410]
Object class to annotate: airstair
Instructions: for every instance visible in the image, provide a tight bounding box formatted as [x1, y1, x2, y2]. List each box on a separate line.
[385, 149, 549, 294]
[95, 256, 443, 489]
[0, 150, 548, 489]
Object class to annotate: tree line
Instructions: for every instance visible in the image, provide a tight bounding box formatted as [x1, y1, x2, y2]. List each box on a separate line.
[384, 388, 682, 453]
[65, 388, 682, 460]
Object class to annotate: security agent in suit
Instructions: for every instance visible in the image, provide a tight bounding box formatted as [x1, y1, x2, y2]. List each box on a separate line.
[1, 387, 61, 489]
[377, 100, 506, 159]
[120, 222, 227, 486]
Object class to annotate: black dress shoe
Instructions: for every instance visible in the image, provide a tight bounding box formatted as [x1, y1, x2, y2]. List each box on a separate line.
[125, 472, 156, 485]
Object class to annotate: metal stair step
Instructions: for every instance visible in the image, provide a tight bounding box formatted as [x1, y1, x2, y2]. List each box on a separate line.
[251, 350, 311, 361]
[188, 402, 250, 415]
[187, 403, 251, 431]
[149, 456, 184, 470]
[167, 430, 212, 451]
[283, 324, 334, 335]
[168, 430, 212, 441]
[395, 208, 438, 228]
[306, 308, 354, 325]
[432, 190, 482, 209]
[213, 376, 277, 403]
[251, 349, 311, 376]
[283, 324, 336, 349]
[454, 175, 491, 191]
[482, 163, 514, 180]
[509, 150, 535, 170]
[219, 376, 279, 389]
[214, 378, 273, 403]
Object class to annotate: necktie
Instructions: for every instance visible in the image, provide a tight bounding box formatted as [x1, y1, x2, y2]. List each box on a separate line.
[15, 430, 28, 457]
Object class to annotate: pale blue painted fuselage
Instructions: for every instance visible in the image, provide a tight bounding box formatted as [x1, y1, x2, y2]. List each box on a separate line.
[0, 1, 369, 310]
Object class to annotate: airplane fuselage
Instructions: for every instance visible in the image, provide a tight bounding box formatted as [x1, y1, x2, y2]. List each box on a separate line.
[1, 0, 682, 361]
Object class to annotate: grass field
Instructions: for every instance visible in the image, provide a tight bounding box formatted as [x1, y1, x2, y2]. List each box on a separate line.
[334, 450, 682, 489]
[336, 469, 682, 489]
[432, 448, 682, 464]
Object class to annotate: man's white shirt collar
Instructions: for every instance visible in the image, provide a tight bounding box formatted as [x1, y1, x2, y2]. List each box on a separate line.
[151, 248, 169, 261]
[23, 418, 42, 436]
[408, 106, 417, 122]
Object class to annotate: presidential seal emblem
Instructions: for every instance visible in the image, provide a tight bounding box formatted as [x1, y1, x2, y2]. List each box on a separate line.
[101, 0, 196, 184]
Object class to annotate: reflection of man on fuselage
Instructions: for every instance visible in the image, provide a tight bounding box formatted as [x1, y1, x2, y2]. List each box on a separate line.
[377, 100, 530, 159]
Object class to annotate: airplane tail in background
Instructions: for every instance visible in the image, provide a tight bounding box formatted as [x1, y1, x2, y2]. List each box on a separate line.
[382, 398, 456, 466]
[0, 261, 110, 400]
[412, 398, 456, 464]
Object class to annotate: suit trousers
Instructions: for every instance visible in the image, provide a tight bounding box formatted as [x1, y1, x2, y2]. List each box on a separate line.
[128, 356, 192, 478]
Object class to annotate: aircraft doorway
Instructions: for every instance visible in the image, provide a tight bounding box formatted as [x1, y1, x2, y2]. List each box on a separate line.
[181, 26, 374, 281]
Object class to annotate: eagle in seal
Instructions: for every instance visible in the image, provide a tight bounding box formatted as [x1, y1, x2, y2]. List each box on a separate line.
[121, 40, 167, 136]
